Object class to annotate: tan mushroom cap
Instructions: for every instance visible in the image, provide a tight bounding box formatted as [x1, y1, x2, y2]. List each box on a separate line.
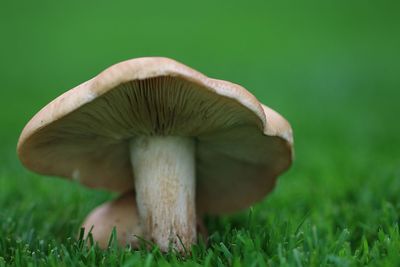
[17, 57, 293, 214]
[81, 192, 142, 249]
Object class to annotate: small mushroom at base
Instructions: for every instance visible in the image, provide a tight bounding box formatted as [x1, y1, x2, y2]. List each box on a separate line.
[81, 192, 208, 249]
[81, 192, 142, 249]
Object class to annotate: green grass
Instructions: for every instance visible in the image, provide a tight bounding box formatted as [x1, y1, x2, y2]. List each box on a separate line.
[1, 1, 400, 266]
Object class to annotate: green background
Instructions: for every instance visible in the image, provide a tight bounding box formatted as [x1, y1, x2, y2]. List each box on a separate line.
[1, 1, 399, 266]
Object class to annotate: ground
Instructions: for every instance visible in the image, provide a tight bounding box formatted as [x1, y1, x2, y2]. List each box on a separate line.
[0, 1, 399, 266]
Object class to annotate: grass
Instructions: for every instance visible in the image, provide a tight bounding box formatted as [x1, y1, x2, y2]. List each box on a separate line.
[1, 152, 399, 266]
[1, 1, 400, 266]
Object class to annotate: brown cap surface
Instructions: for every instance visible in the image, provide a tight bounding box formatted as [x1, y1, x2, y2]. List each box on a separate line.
[17, 57, 293, 214]
[81, 192, 142, 248]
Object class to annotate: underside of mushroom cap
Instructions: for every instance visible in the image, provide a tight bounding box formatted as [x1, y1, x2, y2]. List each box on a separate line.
[17, 57, 293, 214]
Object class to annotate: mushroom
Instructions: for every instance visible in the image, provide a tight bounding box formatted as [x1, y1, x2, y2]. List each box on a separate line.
[17, 57, 293, 252]
[81, 192, 143, 249]
[81, 191, 208, 249]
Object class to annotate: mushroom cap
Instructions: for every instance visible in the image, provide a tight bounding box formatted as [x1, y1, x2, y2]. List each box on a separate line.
[17, 57, 293, 214]
[81, 193, 142, 248]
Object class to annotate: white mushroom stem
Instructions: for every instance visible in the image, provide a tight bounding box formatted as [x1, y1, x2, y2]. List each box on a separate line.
[130, 136, 196, 252]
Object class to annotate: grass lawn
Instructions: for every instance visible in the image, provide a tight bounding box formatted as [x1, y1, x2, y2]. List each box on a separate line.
[0, 1, 399, 266]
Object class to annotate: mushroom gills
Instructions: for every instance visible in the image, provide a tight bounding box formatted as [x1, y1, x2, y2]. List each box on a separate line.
[130, 136, 196, 251]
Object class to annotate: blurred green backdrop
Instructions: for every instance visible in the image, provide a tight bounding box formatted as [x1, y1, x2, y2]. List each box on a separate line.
[0, 0, 399, 265]
[1, 1, 399, 152]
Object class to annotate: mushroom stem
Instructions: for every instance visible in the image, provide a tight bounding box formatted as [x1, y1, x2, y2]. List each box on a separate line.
[130, 136, 196, 252]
